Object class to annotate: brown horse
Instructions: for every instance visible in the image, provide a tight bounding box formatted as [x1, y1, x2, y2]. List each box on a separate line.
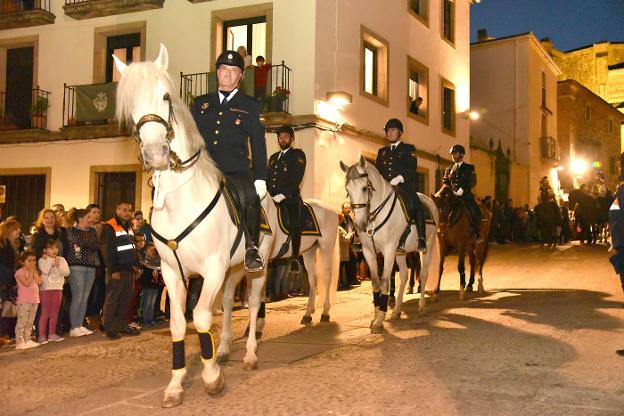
[431, 185, 491, 299]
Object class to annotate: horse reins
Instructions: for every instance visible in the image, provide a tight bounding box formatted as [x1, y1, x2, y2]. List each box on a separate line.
[131, 93, 202, 173]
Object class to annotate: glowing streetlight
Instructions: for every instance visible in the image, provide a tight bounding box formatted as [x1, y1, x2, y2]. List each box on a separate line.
[468, 110, 480, 121]
[571, 159, 588, 176]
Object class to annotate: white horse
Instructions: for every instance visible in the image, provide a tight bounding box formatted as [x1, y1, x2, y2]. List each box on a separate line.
[340, 156, 440, 333]
[115, 45, 268, 407]
[216, 198, 340, 362]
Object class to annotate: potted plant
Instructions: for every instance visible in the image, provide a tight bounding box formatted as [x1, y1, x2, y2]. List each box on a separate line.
[30, 96, 50, 129]
[267, 86, 290, 112]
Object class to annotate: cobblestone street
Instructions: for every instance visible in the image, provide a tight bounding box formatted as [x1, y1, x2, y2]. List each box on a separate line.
[3, 242, 624, 416]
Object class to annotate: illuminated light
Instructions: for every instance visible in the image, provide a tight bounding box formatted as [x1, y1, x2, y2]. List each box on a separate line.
[555, 165, 565, 171]
[591, 161, 602, 168]
[326, 91, 352, 107]
[468, 110, 480, 120]
[571, 159, 589, 175]
[314, 100, 342, 125]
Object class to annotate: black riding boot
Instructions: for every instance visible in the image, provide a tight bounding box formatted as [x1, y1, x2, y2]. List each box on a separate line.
[470, 203, 483, 242]
[243, 191, 264, 273]
[412, 197, 427, 252]
[290, 230, 302, 273]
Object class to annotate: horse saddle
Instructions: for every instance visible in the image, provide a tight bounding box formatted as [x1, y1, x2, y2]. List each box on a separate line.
[222, 179, 272, 235]
[397, 193, 435, 224]
[277, 202, 322, 237]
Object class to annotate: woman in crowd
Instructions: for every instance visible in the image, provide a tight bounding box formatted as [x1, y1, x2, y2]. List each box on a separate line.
[31, 208, 65, 259]
[38, 239, 70, 343]
[14, 250, 42, 350]
[65, 208, 100, 337]
[0, 219, 21, 346]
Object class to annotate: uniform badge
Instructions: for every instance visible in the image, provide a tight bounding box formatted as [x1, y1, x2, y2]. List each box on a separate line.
[298, 158, 305, 164]
[410, 152, 417, 158]
[227, 53, 233, 60]
[235, 118, 241, 125]
[201, 102, 209, 110]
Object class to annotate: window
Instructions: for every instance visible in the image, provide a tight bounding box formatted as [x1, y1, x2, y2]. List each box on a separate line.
[416, 168, 429, 194]
[441, 0, 455, 45]
[90, 165, 142, 218]
[360, 26, 389, 105]
[222, 16, 267, 62]
[0, 174, 46, 230]
[408, 0, 429, 25]
[106, 33, 141, 83]
[364, 43, 377, 95]
[441, 77, 455, 135]
[407, 56, 429, 124]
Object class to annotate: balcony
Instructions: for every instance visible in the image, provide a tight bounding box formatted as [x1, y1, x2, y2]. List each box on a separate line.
[63, 0, 163, 20]
[61, 82, 128, 139]
[0, 0, 55, 30]
[180, 61, 292, 114]
[0, 87, 53, 142]
[540, 136, 559, 161]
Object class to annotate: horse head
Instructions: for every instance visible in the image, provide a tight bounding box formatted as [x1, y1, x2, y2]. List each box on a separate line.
[340, 155, 373, 231]
[433, 184, 459, 221]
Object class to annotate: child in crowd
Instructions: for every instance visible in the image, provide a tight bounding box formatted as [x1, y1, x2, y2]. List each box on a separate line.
[38, 239, 70, 343]
[127, 233, 146, 330]
[14, 250, 42, 350]
[139, 244, 163, 326]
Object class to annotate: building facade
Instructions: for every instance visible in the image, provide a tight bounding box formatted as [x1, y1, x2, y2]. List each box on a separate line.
[0, 0, 473, 227]
[470, 31, 561, 206]
[557, 79, 624, 191]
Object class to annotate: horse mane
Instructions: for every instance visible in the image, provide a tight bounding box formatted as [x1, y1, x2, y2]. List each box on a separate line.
[116, 61, 221, 184]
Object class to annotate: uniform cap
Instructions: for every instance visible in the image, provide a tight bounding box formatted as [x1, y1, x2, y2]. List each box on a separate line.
[450, 144, 466, 155]
[384, 118, 403, 132]
[216, 50, 245, 71]
[275, 125, 295, 137]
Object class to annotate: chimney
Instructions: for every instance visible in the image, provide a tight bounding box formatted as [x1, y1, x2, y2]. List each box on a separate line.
[477, 29, 488, 42]
[541, 37, 554, 54]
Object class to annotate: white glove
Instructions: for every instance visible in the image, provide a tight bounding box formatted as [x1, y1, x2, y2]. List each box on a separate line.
[389, 175, 404, 186]
[454, 188, 464, 196]
[254, 180, 267, 199]
[273, 193, 286, 203]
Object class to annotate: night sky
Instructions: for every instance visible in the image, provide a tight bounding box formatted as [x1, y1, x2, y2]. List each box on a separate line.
[471, 0, 624, 51]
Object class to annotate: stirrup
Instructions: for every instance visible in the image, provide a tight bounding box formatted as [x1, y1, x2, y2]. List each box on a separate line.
[244, 246, 264, 273]
[417, 238, 427, 253]
[289, 257, 301, 274]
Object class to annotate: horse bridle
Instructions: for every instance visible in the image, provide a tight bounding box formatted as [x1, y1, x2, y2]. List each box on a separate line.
[346, 169, 397, 237]
[131, 93, 201, 173]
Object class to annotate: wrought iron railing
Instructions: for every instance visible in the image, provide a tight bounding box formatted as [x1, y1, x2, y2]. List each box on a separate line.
[0, 87, 50, 130]
[0, 0, 51, 14]
[62, 82, 118, 127]
[540, 136, 559, 160]
[180, 61, 292, 113]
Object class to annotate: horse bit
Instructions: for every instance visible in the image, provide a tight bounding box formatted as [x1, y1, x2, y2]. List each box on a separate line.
[131, 93, 201, 173]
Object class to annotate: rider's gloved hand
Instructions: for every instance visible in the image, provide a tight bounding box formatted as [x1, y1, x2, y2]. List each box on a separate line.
[254, 180, 267, 199]
[273, 194, 286, 203]
[390, 175, 404, 186]
[454, 188, 464, 196]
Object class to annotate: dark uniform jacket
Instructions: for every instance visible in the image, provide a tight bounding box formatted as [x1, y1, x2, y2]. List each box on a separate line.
[267, 148, 306, 198]
[191, 91, 267, 181]
[375, 142, 418, 187]
[443, 162, 477, 198]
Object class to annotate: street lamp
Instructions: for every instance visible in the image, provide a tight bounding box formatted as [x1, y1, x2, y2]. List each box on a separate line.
[571, 158, 588, 176]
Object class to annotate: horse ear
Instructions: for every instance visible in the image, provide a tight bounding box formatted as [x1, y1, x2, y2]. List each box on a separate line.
[112, 54, 128, 75]
[358, 155, 366, 168]
[339, 161, 349, 173]
[154, 43, 169, 70]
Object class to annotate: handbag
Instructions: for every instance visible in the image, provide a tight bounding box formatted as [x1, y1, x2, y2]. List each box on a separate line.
[1, 300, 18, 318]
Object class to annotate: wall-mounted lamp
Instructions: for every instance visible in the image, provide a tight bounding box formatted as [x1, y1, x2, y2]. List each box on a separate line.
[463, 110, 480, 120]
[326, 91, 353, 107]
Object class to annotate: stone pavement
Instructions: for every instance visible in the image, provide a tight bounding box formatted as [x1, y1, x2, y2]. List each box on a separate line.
[2, 242, 624, 415]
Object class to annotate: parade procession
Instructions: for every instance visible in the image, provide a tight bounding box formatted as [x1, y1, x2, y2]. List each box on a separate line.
[0, 1, 623, 415]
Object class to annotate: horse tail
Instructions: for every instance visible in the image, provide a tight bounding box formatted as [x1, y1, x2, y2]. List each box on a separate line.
[314, 207, 340, 309]
[419, 193, 442, 293]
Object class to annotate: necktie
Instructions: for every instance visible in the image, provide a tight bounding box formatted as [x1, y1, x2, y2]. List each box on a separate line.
[391, 145, 397, 152]
[278, 152, 284, 160]
[219, 90, 231, 104]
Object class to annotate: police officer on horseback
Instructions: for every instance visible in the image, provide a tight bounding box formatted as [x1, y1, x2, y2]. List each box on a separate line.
[267, 125, 306, 273]
[191, 51, 267, 272]
[444, 144, 482, 241]
[538, 176, 555, 203]
[375, 118, 427, 253]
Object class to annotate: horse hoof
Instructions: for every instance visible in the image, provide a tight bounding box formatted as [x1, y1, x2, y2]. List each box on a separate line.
[390, 311, 401, 320]
[301, 316, 313, 325]
[242, 358, 258, 371]
[406, 287, 414, 294]
[255, 331, 263, 340]
[216, 353, 230, 364]
[162, 391, 184, 408]
[466, 285, 474, 293]
[320, 314, 330, 323]
[203, 370, 225, 395]
[370, 325, 383, 334]
[370, 319, 375, 329]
